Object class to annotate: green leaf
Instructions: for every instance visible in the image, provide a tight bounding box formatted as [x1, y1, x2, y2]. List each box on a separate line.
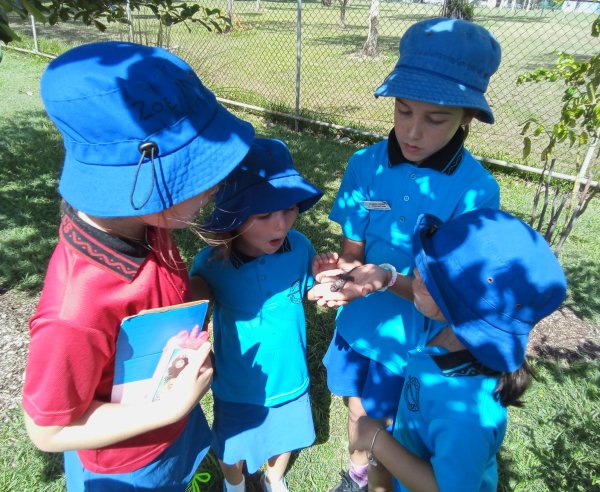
[523, 136, 532, 159]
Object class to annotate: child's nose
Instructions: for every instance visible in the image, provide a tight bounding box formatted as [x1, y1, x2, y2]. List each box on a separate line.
[272, 211, 286, 230]
[408, 121, 422, 140]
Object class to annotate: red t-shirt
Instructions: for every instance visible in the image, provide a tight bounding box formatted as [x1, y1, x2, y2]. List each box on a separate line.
[22, 209, 194, 473]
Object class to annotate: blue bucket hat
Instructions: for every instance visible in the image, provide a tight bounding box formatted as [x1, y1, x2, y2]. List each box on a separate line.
[202, 138, 323, 232]
[41, 41, 255, 217]
[413, 208, 567, 373]
[375, 18, 501, 124]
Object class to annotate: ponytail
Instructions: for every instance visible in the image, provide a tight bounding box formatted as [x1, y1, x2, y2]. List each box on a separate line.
[494, 360, 533, 408]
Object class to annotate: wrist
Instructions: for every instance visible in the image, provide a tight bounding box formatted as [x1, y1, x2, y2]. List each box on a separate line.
[378, 263, 397, 292]
[367, 426, 385, 466]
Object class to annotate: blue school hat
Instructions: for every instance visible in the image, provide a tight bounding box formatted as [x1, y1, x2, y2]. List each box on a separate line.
[413, 208, 567, 372]
[375, 18, 501, 124]
[202, 138, 323, 232]
[41, 41, 254, 217]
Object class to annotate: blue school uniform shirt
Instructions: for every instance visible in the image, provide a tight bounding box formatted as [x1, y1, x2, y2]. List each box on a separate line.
[190, 229, 315, 407]
[392, 323, 507, 492]
[330, 129, 500, 376]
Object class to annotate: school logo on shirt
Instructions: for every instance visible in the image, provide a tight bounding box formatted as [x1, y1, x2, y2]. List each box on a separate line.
[287, 279, 304, 304]
[404, 375, 420, 412]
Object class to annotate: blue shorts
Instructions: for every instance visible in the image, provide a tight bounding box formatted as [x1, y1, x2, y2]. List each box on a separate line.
[323, 330, 405, 420]
[212, 391, 315, 474]
[64, 406, 211, 491]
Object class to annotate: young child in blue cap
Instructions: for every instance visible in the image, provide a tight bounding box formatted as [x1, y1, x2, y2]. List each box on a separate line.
[308, 18, 503, 492]
[347, 208, 567, 492]
[189, 138, 323, 492]
[21, 41, 254, 491]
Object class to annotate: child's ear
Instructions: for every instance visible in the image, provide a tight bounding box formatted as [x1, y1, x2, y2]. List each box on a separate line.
[462, 110, 476, 126]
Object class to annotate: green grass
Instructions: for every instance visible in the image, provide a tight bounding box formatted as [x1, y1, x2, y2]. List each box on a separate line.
[1, 48, 599, 492]
[6, 4, 598, 174]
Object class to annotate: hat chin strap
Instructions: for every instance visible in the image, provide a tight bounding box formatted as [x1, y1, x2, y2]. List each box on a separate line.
[130, 142, 158, 211]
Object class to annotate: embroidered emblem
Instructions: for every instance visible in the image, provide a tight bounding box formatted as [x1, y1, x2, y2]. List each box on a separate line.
[404, 375, 420, 412]
[287, 279, 304, 304]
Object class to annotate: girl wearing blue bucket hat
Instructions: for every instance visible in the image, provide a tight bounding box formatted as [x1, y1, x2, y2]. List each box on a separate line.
[307, 17, 503, 492]
[347, 208, 567, 491]
[189, 138, 323, 492]
[22, 41, 254, 491]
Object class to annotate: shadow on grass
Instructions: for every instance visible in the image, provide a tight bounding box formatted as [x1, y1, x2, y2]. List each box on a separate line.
[564, 259, 600, 324]
[498, 358, 600, 491]
[0, 110, 64, 293]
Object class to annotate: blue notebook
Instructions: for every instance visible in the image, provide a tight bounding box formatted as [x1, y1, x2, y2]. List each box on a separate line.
[111, 300, 209, 403]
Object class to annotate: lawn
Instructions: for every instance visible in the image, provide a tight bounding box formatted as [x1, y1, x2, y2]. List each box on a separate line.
[6, 2, 599, 174]
[1, 46, 599, 492]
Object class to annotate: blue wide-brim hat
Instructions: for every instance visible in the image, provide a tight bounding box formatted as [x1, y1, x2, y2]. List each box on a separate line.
[41, 41, 255, 217]
[375, 18, 501, 124]
[413, 208, 567, 373]
[202, 138, 323, 233]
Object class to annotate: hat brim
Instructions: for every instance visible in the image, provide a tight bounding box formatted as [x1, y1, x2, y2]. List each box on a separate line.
[413, 213, 527, 372]
[202, 173, 323, 233]
[375, 67, 495, 124]
[59, 105, 255, 218]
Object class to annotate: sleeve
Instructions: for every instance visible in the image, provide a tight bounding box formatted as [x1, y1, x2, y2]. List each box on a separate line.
[452, 166, 500, 217]
[328, 150, 372, 242]
[428, 418, 499, 492]
[189, 247, 211, 278]
[305, 237, 317, 291]
[22, 317, 114, 426]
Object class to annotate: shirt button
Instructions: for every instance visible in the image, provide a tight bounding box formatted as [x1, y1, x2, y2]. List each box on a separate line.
[404, 195, 410, 201]
[410, 173, 416, 179]
[399, 216, 405, 223]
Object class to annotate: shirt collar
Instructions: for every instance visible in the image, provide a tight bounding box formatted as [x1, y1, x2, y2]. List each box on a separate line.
[431, 349, 500, 377]
[230, 236, 292, 269]
[387, 126, 465, 175]
[60, 205, 150, 281]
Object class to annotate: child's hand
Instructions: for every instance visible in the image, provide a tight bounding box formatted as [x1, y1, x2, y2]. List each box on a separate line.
[153, 342, 213, 422]
[312, 252, 341, 276]
[163, 325, 209, 351]
[349, 416, 388, 454]
[308, 264, 390, 308]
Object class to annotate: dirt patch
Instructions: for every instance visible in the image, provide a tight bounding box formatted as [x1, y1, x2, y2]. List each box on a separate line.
[1, 289, 599, 420]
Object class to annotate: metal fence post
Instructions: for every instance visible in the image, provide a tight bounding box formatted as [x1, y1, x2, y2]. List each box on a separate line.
[29, 15, 39, 53]
[295, 0, 302, 132]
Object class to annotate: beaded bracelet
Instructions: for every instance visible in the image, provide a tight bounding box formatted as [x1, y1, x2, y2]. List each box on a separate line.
[367, 427, 384, 466]
[378, 263, 398, 292]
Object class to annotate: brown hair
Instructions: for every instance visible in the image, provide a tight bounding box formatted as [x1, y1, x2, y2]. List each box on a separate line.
[494, 360, 533, 408]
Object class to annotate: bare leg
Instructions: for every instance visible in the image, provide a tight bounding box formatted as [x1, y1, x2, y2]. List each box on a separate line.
[347, 396, 368, 467]
[220, 459, 245, 487]
[265, 451, 291, 483]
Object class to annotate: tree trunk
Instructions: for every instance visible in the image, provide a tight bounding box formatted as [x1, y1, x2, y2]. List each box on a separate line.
[227, 0, 234, 21]
[339, 0, 349, 28]
[362, 0, 379, 57]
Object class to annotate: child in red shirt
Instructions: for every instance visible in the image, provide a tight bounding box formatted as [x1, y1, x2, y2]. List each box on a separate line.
[22, 41, 254, 491]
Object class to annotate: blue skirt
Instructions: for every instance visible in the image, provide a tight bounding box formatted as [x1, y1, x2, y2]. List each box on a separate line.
[64, 406, 211, 491]
[323, 329, 405, 420]
[212, 391, 315, 474]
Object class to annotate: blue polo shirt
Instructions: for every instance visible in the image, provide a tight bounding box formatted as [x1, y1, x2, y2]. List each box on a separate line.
[393, 342, 507, 492]
[330, 129, 500, 375]
[190, 229, 315, 407]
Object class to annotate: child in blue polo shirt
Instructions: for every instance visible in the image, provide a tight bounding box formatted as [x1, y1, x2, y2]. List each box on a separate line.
[21, 42, 254, 491]
[347, 208, 567, 491]
[308, 18, 502, 492]
[189, 138, 323, 492]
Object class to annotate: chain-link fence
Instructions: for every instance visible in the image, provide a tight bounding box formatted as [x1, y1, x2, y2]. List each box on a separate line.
[7, 1, 600, 177]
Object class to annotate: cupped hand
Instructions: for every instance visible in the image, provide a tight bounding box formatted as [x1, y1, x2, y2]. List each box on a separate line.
[154, 342, 213, 422]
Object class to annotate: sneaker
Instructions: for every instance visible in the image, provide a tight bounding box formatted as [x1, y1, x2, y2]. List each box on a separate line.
[260, 472, 289, 492]
[328, 470, 367, 492]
